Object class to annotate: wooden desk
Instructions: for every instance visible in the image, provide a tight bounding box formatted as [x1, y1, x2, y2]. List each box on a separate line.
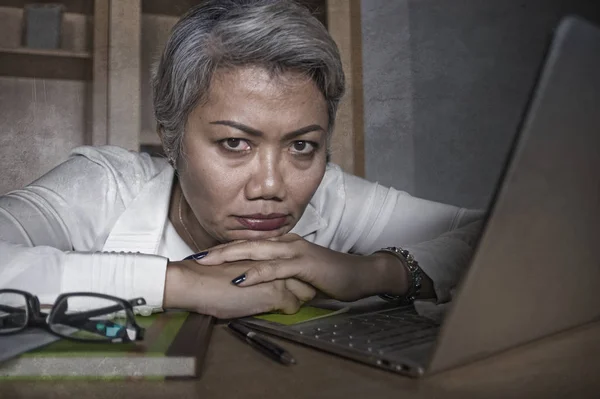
[2, 321, 599, 399]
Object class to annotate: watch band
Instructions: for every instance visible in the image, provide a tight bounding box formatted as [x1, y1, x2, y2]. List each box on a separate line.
[375, 247, 423, 305]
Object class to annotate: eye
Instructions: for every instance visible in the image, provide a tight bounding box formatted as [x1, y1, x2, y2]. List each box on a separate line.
[290, 141, 318, 156]
[219, 138, 251, 152]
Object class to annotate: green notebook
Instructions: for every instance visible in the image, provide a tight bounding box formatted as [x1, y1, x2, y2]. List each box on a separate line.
[0, 311, 214, 380]
[252, 305, 349, 326]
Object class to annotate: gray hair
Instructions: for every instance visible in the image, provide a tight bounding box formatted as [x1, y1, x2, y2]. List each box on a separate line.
[151, 0, 345, 165]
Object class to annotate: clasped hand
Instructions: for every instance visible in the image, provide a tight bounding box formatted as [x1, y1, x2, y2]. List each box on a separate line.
[165, 234, 405, 318]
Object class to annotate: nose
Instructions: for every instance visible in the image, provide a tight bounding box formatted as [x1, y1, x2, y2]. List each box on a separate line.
[244, 149, 286, 201]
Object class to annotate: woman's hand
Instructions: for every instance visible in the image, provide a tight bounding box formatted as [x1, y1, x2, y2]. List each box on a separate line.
[194, 234, 410, 302]
[163, 260, 316, 319]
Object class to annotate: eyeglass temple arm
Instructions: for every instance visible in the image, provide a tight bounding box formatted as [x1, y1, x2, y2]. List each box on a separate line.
[0, 304, 26, 313]
[53, 297, 146, 324]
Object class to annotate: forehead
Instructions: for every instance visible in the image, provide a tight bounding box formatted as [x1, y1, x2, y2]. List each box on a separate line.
[200, 66, 328, 121]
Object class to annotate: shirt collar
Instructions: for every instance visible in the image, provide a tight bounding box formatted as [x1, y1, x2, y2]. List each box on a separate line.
[290, 202, 328, 237]
[102, 165, 174, 253]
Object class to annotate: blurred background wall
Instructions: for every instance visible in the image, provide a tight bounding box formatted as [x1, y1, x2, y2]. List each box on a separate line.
[362, 0, 600, 208]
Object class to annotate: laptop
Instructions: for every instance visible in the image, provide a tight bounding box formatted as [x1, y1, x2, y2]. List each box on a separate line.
[238, 15, 600, 377]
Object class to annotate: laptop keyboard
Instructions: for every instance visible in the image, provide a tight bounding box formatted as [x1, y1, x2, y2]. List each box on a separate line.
[289, 307, 439, 356]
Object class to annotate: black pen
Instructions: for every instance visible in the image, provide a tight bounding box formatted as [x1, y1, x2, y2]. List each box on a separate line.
[227, 321, 296, 365]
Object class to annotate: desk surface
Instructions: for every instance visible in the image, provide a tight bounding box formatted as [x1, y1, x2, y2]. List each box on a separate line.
[3, 321, 599, 399]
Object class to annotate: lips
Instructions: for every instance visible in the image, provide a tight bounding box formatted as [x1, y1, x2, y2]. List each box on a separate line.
[235, 213, 288, 231]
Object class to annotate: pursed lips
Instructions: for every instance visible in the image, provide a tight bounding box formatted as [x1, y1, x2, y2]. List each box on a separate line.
[235, 213, 289, 231]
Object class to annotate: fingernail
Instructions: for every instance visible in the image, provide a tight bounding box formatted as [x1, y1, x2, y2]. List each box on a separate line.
[183, 251, 208, 261]
[231, 274, 246, 285]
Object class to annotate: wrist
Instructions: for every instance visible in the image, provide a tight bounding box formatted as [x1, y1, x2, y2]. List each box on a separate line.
[164, 261, 216, 315]
[164, 261, 202, 310]
[375, 247, 437, 303]
[365, 252, 410, 297]
[163, 262, 182, 309]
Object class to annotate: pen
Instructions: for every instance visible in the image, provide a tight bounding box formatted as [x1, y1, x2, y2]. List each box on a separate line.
[227, 321, 296, 365]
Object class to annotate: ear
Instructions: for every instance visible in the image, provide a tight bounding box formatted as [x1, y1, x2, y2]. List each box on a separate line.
[156, 122, 165, 148]
[156, 122, 176, 167]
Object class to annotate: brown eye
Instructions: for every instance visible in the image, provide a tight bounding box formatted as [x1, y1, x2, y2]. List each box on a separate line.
[227, 138, 241, 148]
[220, 138, 251, 152]
[290, 141, 317, 155]
[293, 141, 307, 151]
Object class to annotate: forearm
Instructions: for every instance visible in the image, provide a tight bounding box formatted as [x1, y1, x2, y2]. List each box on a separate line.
[363, 252, 435, 300]
[0, 242, 64, 304]
[1, 241, 166, 312]
[60, 251, 167, 311]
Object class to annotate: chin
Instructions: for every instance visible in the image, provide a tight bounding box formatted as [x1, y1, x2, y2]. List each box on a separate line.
[225, 228, 291, 242]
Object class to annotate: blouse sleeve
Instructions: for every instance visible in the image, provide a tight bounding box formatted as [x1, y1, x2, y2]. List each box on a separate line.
[0, 146, 168, 308]
[327, 168, 485, 304]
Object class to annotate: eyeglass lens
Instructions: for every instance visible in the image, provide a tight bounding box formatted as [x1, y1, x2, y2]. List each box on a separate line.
[49, 296, 138, 342]
[0, 292, 28, 333]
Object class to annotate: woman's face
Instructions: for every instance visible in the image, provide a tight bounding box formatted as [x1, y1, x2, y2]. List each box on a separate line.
[178, 66, 329, 246]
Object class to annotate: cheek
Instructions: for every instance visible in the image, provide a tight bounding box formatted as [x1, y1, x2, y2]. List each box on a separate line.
[285, 160, 326, 206]
[181, 155, 245, 209]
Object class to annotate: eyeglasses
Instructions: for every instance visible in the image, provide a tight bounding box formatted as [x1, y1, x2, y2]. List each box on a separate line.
[0, 289, 146, 343]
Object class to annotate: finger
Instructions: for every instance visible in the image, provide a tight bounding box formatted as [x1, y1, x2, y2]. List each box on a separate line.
[202, 239, 249, 254]
[196, 240, 302, 265]
[284, 278, 317, 303]
[183, 240, 248, 261]
[207, 239, 248, 251]
[232, 260, 307, 287]
[193, 234, 302, 263]
[266, 233, 301, 242]
[271, 281, 302, 315]
[210, 234, 297, 250]
[279, 294, 301, 314]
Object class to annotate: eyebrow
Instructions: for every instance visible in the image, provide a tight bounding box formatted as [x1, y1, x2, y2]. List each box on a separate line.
[209, 120, 325, 141]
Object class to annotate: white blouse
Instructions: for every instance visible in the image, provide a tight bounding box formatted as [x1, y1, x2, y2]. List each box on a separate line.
[0, 146, 484, 315]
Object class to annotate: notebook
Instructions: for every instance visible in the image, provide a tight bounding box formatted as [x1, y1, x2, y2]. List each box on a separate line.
[0, 328, 60, 364]
[0, 311, 214, 380]
[238, 16, 600, 377]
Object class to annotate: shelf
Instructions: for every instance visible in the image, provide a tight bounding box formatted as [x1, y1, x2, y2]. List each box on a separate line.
[0, 0, 93, 15]
[142, 0, 201, 16]
[141, 0, 327, 26]
[0, 46, 92, 80]
[0, 46, 90, 58]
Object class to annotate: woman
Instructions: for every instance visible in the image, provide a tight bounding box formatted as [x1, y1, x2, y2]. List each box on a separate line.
[0, 0, 483, 319]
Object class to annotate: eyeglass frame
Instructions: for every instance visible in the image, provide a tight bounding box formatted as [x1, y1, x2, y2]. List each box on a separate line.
[0, 289, 146, 343]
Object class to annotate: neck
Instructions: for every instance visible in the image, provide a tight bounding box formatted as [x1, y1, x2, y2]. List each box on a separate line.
[169, 177, 216, 252]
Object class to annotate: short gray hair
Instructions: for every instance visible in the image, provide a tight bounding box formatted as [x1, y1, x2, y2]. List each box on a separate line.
[151, 0, 345, 164]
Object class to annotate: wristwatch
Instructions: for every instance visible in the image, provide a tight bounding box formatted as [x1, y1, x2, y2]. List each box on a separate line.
[375, 247, 423, 306]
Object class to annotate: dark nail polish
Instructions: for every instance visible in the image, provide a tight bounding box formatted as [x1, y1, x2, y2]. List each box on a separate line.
[183, 251, 208, 261]
[231, 274, 246, 285]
